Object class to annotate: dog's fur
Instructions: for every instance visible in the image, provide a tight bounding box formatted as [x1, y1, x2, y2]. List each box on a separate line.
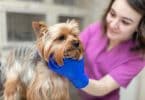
[0, 20, 83, 100]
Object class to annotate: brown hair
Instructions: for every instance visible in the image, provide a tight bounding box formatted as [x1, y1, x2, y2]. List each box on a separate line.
[101, 0, 145, 54]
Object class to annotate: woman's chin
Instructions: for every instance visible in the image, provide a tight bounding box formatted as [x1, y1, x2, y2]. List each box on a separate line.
[107, 32, 118, 40]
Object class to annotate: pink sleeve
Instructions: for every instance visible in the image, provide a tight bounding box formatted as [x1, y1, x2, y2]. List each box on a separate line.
[79, 22, 101, 49]
[109, 58, 145, 88]
[79, 25, 92, 49]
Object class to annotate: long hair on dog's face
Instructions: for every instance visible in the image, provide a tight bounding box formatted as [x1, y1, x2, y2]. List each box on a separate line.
[32, 20, 84, 65]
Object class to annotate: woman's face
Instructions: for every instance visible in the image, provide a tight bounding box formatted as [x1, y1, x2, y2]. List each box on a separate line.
[106, 0, 142, 42]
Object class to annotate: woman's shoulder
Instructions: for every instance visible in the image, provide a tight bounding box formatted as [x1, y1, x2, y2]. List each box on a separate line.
[79, 21, 104, 49]
[81, 21, 102, 37]
[86, 21, 102, 32]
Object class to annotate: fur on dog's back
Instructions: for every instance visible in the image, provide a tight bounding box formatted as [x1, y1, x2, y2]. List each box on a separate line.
[5, 46, 40, 85]
[0, 46, 39, 89]
[2, 46, 69, 100]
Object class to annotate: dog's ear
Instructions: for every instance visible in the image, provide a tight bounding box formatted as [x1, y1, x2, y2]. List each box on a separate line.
[66, 19, 80, 34]
[67, 19, 79, 27]
[32, 21, 48, 38]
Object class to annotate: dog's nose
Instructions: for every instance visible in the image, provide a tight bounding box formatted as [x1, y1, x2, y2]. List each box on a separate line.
[72, 40, 80, 48]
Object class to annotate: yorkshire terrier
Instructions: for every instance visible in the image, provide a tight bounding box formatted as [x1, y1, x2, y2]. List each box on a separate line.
[0, 20, 83, 100]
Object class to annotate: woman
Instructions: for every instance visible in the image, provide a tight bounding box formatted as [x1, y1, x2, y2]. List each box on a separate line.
[48, 0, 145, 100]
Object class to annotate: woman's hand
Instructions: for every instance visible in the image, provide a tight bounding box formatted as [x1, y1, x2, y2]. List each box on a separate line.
[48, 57, 89, 89]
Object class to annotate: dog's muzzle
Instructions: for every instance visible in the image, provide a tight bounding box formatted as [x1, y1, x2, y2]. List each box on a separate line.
[71, 40, 80, 48]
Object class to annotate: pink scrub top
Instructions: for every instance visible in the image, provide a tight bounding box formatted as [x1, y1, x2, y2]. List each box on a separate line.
[79, 22, 145, 100]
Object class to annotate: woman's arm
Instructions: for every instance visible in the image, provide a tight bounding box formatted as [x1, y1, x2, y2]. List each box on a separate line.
[82, 75, 120, 96]
[48, 58, 120, 96]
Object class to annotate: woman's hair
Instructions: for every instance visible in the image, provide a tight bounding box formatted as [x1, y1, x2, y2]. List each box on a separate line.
[101, 0, 114, 34]
[101, 0, 145, 54]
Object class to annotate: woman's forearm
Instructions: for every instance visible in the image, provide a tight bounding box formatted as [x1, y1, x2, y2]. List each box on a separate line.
[81, 75, 120, 96]
[81, 79, 109, 96]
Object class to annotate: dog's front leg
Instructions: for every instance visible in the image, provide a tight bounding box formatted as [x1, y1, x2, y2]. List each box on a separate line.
[4, 77, 22, 100]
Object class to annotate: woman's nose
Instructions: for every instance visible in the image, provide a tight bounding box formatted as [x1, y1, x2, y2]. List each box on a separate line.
[110, 19, 119, 29]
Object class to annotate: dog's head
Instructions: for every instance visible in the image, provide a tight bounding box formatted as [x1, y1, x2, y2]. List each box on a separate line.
[32, 20, 84, 65]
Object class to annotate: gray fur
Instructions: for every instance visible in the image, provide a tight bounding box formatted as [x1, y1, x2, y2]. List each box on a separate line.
[0, 46, 42, 91]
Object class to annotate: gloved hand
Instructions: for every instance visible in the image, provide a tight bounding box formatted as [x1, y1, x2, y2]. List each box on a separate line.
[48, 57, 89, 89]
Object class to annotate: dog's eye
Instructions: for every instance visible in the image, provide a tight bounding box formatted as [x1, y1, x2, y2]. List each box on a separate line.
[73, 34, 78, 37]
[58, 35, 66, 41]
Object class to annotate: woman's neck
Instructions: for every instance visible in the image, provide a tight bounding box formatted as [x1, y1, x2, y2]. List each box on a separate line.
[107, 39, 121, 51]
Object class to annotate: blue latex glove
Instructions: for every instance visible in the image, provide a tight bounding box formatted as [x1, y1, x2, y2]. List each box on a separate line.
[48, 57, 89, 89]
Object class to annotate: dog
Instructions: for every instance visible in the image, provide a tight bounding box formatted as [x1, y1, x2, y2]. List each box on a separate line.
[0, 20, 84, 100]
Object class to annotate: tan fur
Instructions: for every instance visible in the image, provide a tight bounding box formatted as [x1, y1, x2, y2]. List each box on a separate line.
[2, 20, 83, 100]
